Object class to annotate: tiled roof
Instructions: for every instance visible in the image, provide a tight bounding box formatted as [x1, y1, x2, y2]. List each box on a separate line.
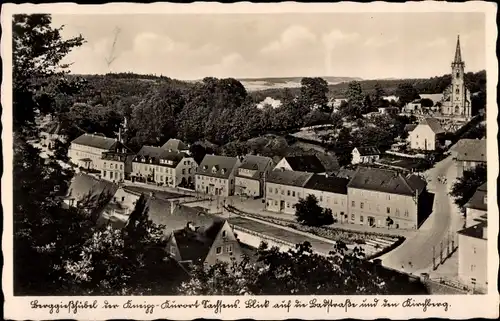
[452, 139, 487, 162]
[419, 93, 443, 103]
[420, 118, 445, 134]
[281, 155, 326, 173]
[71, 133, 118, 150]
[172, 219, 226, 263]
[315, 153, 340, 172]
[404, 124, 417, 132]
[458, 221, 487, 240]
[146, 199, 214, 235]
[196, 155, 239, 179]
[466, 182, 487, 211]
[303, 174, 349, 195]
[236, 155, 273, 179]
[161, 138, 188, 151]
[347, 167, 426, 196]
[355, 146, 380, 156]
[66, 173, 119, 202]
[266, 170, 313, 187]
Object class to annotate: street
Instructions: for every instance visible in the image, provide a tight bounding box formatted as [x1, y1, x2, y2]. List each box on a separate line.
[379, 155, 465, 274]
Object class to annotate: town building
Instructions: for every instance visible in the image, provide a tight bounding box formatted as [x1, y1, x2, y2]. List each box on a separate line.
[303, 174, 350, 223]
[101, 150, 135, 183]
[378, 107, 399, 115]
[165, 219, 244, 267]
[131, 146, 197, 187]
[450, 138, 487, 178]
[265, 170, 313, 215]
[403, 100, 422, 114]
[195, 155, 241, 196]
[465, 182, 487, 227]
[274, 155, 326, 174]
[440, 36, 472, 119]
[161, 138, 189, 153]
[40, 121, 65, 150]
[347, 167, 427, 229]
[68, 133, 121, 171]
[351, 147, 381, 165]
[234, 155, 274, 197]
[408, 117, 445, 151]
[458, 215, 487, 293]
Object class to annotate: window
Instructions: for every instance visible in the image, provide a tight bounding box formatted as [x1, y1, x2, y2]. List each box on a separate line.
[386, 207, 391, 214]
[360, 215, 364, 222]
[404, 209, 409, 217]
[281, 190, 284, 195]
[292, 191, 296, 197]
[352, 201, 355, 207]
[110, 172, 114, 179]
[182, 169, 185, 175]
[320, 196, 323, 202]
[351, 214, 355, 220]
[216, 247, 222, 255]
[334, 198, 338, 204]
[456, 88, 460, 94]
[104, 162, 107, 168]
[103, 170, 107, 177]
[456, 71, 460, 78]
[170, 246, 176, 254]
[274, 200, 278, 206]
[387, 195, 391, 200]
[473, 247, 476, 254]
[360, 202, 364, 209]
[269, 187, 272, 193]
[395, 208, 400, 216]
[188, 168, 192, 174]
[286, 202, 290, 208]
[226, 245, 233, 253]
[121, 196, 125, 202]
[470, 264, 475, 272]
[222, 230, 226, 237]
[287, 190, 290, 196]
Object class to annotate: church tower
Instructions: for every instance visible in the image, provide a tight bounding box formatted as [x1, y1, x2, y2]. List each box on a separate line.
[449, 35, 470, 117]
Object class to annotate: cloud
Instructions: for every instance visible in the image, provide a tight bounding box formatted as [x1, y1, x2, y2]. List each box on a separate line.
[321, 29, 359, 49]
[363, 36, 398, 48]
[260, 25, 317, 53]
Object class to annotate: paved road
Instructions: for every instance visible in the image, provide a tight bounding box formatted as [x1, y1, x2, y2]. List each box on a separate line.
[379, 155, 464, 273]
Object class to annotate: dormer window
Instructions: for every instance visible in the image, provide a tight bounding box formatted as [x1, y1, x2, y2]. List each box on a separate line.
[221, 168, 226, 174]
[212, 167, 217, 174]
[203, 165, 208, 170]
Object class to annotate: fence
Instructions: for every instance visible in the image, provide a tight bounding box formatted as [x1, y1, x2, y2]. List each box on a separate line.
[231, 224, 297, 253]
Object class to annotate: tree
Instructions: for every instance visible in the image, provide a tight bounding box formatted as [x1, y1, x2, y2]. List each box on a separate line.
[420, 98, 434, 108]
[178, 241, 429, 295]
[449, 163, 487, 214]
[371, 83, 387, 107]
[395, 82, 420, 106]
[13, 14, 85, 131]
[342, 81, 365, 119]
[294, 195, 335, 227]
[300, 77, 329, 112]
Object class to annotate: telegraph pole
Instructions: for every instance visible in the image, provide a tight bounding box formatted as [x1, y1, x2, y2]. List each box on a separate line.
[432, 246, 436, 270]
[440, 241, 444, 264]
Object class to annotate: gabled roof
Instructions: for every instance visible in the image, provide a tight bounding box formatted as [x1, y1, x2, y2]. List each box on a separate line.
[196, 155, 239, 179]
[161, 138, 188, 151]
[315, 153, 340, 172]
[466, 182, 487, 211]
[267, 170, 313, 187]
[66, 173, 119, 202]
[172, 219, 227, 263]
[419, 118, 445, 134]
[452, 139, 487, 162]
[458, 221, 487, 240]
[347, 167, 426, 196]
[236, 155, 273, 179]
[134, 146, 188, 168]
[135, 145, 164, 160]
[355, 146, 380, 156]
[71, 133, 118, 150]
[404, 124, 418, 133]
[281, 155, 326, 173]
[303, 174, 349, 195]
[146, 199, 215, 235]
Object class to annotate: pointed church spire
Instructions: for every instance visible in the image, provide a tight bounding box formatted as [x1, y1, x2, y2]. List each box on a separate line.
[454, 35, 462, 63]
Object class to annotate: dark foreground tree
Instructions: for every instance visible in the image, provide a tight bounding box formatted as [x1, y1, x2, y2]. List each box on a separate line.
[449, 163, 487, 214]
[294, 194, 335, 227]
[12, 14, 84, 131]
[178, 241, 429, 295]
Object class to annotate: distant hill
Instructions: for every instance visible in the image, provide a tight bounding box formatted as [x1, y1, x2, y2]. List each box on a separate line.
[237, 76, 363, 92]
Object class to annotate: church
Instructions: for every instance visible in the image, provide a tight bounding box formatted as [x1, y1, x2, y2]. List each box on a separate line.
[439, 35, 472, 119]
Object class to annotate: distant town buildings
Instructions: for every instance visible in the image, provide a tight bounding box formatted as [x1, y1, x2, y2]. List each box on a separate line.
[351, 147, 381, 165]
[465, 182, 487, 228]
[408, 117, 445, 151]
[40, 121, 64, 150]
[265, 170, 314, 215]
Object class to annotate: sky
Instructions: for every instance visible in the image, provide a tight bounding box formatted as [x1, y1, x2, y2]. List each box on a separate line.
[52, 12, 486, 80]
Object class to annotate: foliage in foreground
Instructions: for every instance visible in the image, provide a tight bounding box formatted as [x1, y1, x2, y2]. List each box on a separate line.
[295, 194, 336, 227]
[179, 242, 429, 295]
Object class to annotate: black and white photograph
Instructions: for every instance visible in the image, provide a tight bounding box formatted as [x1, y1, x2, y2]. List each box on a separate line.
[2, 2, 498, 320]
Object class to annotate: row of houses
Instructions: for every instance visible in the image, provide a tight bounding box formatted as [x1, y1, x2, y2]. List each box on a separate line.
[265, 166, 427, 230]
